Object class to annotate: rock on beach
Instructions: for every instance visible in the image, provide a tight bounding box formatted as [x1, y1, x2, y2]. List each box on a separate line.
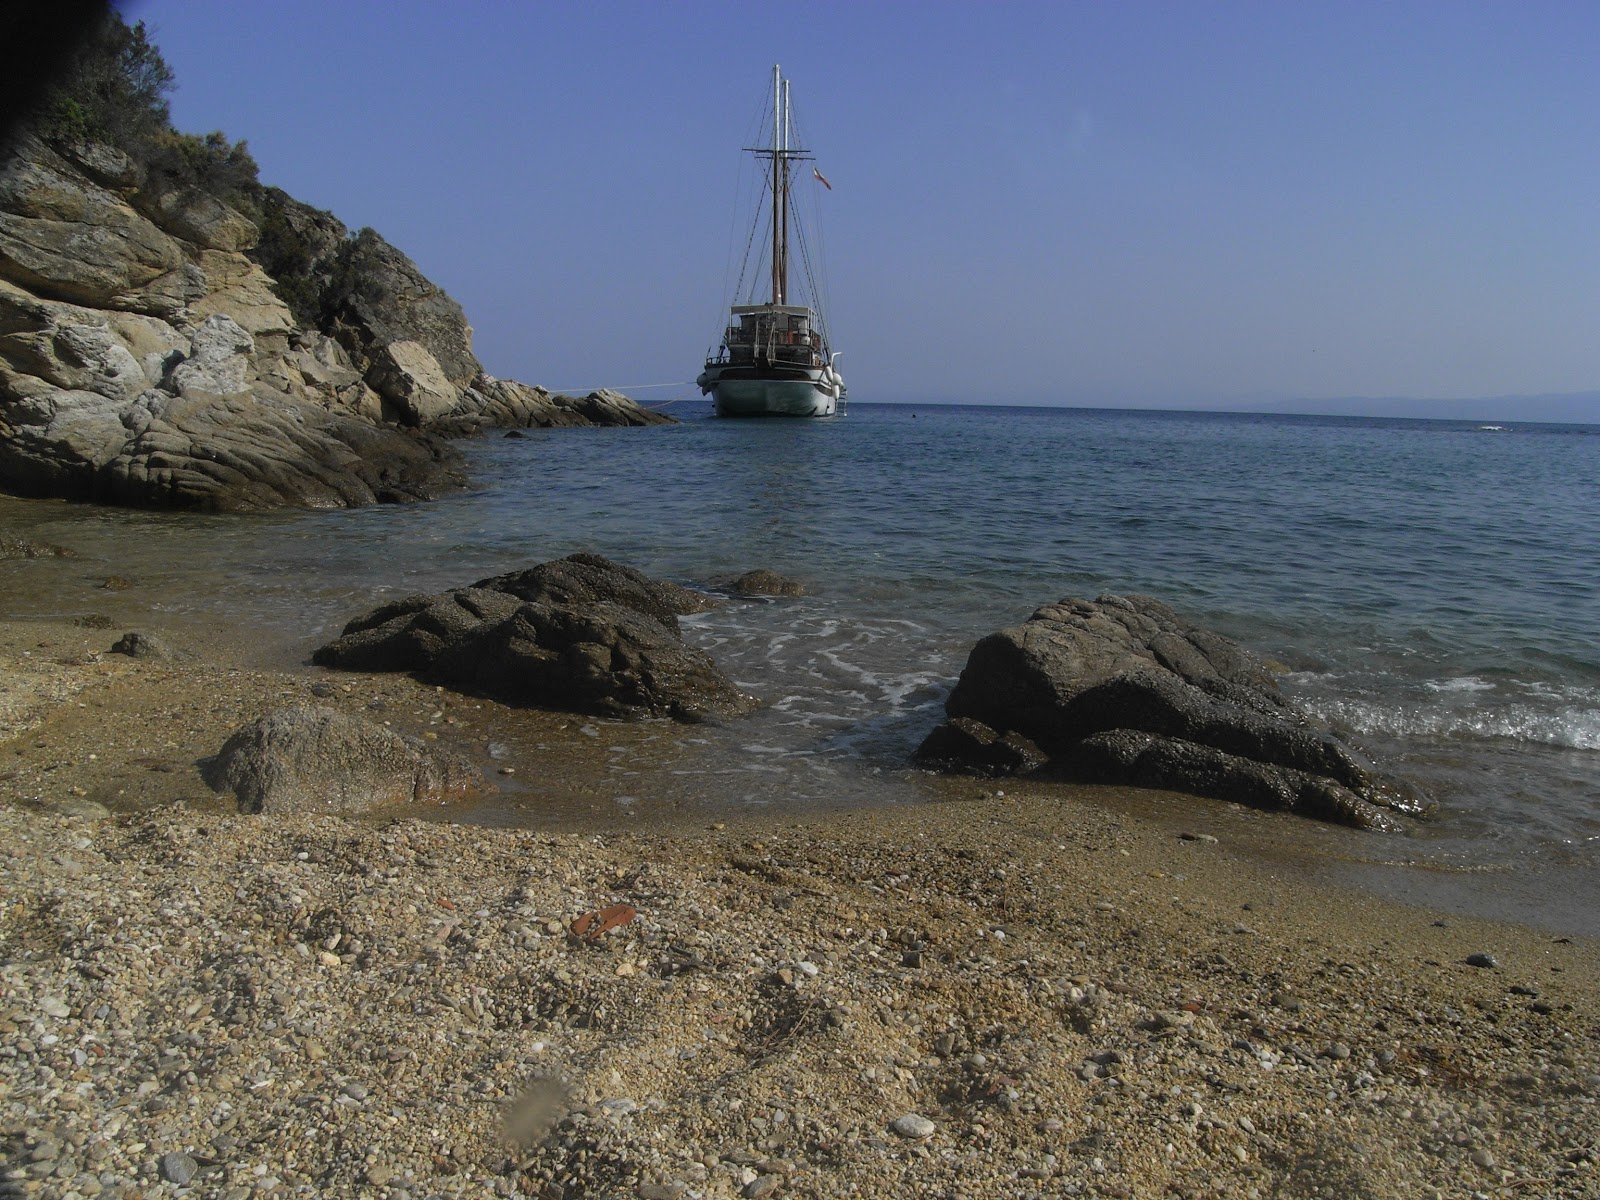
[917, 593, 1427, 829]
[313, 553, 755, 723]
[202, 703, 488, 814]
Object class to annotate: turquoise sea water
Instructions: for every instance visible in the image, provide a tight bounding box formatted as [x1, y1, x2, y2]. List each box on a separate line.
[5, 403, 1598, 925]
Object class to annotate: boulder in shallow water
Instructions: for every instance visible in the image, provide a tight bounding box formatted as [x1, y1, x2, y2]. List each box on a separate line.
[204, 704, 487, 815]
[720, 568, 806, 598]
[916, 594, 1427, 830]
[313, 554, 752, 723]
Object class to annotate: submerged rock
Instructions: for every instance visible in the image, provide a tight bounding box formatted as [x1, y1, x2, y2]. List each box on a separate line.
[203, 704, 487, 815]
[313, 554, 752, 723]
[721, 568, 806, 598]
[916, 594, 1427, 830]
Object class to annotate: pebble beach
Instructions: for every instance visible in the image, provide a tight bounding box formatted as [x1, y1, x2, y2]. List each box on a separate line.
[3, 614, 1599, 1200]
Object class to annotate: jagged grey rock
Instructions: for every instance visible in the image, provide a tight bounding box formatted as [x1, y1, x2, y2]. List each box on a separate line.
[313, 554, 749, 723]
[917, 594, 1426, 830]
[0, 134, 669, 512]
[168, 313, 253, 396]
[368, 339, 460, 426]
[203, 704, 488, 815]
[322, 226, 480, 388]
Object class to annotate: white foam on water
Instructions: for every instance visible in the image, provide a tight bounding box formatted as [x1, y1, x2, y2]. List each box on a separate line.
[1425, 676, 1495, 693]
[1308, 695, 1600, 751]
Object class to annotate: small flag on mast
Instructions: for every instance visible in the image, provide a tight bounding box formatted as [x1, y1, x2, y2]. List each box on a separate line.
[812, 167, 833, 190]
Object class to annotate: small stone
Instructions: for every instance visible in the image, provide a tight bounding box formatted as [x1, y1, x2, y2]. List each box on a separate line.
[1470, 1148, 1495, 1169]
[159, 1152, 198, 1185]
[341, 1082, 369, 1100]
[110, 631, 177, 660]
[39, 996, 70, 1019]
[890, 1113, 936, 1139]
[366, 1165, 394, 1186]
[743, 1177, 780, 1199]
[43, 798, 111, 821]
[1465, 953, 1498, 969]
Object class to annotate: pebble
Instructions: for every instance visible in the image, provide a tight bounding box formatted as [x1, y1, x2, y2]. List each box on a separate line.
[1, 790, 1595, 1200]
[1465, 953, 1498, 969]
[158, 1151, 198, 1185]
[890, 1113, 936, 1139]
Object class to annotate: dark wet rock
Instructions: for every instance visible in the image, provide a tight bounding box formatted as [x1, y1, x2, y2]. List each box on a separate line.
[313, 554, 750, 723]
[722, 568, 806, 598]
[474, 553, 716, 628]
[914, 716, 1045, 779]
[0, 535, 75, 559]
[109, 630, 178, 660]
[203, 704, 488, 815]
[916, 593, 1426, 830]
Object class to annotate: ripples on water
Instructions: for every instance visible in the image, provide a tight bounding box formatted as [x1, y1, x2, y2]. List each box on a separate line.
[4, 403, 1598, 883]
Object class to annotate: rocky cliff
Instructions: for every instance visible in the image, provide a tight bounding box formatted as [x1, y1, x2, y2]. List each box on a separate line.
[0, 135, 669, 511]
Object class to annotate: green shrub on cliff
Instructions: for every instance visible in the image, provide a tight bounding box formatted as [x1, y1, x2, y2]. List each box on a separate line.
[31, 12, 174, 150]
[19, 9, 346, 330]
[143, 129, 263, 218]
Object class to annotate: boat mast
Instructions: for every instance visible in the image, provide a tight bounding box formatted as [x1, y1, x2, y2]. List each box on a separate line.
[770, 65, 786, 307]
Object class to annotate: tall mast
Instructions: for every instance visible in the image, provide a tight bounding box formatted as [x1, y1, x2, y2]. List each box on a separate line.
[780, 77, 791, 306]
[770, 65, 785, 306]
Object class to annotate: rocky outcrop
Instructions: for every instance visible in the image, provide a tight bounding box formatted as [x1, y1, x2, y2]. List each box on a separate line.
[916, 594, 1428, 830]
[435, 379, 672, 434]
[321, 227, 480, 393]
[313, 554, 751, 723]
[719, 569, 806, 598]
[0, 134, 670, 511]
[203, 704, 488, 815]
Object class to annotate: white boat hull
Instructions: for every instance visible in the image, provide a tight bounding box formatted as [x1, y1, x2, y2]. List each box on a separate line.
[698, 366, 845, 418]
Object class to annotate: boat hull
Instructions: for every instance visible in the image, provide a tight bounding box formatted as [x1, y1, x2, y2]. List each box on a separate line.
[698, 366, 845, 418]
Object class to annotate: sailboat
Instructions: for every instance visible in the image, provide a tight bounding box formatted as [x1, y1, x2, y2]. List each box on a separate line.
[697, 65, 846, 418]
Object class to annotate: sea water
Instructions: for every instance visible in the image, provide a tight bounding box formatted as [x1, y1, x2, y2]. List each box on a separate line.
[4, 403, 1598, 927]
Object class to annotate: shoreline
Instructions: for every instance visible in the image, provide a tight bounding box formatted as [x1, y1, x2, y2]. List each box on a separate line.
[4, 613, 1600, 1196]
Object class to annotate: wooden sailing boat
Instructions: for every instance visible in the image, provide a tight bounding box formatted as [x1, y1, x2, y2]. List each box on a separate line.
[697, 65, 846, 418]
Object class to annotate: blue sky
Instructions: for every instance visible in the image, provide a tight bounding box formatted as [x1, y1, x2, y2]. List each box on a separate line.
[132, 0, 1598, 416]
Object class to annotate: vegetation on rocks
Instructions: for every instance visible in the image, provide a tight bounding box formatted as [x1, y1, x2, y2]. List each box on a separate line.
[0, 10, 668, 513]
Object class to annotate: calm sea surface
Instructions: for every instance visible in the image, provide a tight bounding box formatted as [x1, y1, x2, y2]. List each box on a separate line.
[5, 403, 1598, 928]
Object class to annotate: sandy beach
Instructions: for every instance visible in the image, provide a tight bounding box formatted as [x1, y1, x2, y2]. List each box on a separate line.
[2, 600, 1599, 1200]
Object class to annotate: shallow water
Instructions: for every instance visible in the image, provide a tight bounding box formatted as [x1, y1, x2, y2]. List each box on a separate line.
[3, 402, 1597, 930]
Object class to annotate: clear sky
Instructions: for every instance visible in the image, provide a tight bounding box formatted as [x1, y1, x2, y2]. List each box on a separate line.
[130, 0, 1598, 416]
